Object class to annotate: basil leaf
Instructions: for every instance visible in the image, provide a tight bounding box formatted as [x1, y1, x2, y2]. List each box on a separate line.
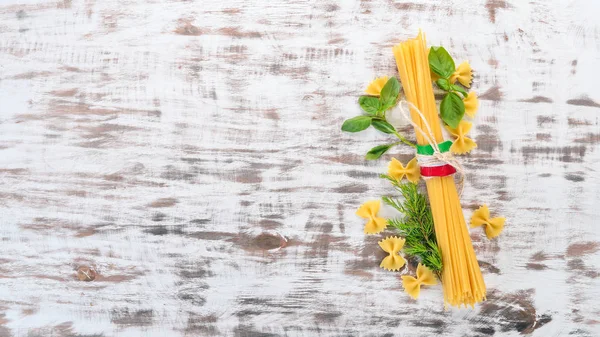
[450, 84, 468, 97]
[440, 92, 465, 129]
[366, 143, 394, 160]
[341, 116, 372, 132]
[371, 119, 396, 134]
[379, 77, 400, 108]
[380, 101, 396, 114]
[358, 96, 381, 115]
[428, 47, 455, 79]
[436, 78, 451, 91]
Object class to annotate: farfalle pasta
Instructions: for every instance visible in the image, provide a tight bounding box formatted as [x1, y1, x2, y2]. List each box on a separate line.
[450, 62, 473, 88]
[445, 121, 477, 154]
[388, 158, 420, 183]
[365, 76, 389, 96]
[463, 92, 479, 118]
[378, 237, 406, 271]
[470, 204, 506, 239]
[402, 263, 438, 299]
[356, 200, 387, 235]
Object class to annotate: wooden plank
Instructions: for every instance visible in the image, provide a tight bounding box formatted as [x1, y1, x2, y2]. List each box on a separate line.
[0, 0, 599, 336]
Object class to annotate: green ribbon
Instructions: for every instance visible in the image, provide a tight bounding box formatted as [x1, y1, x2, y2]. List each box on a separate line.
[416, 140, 453, 155]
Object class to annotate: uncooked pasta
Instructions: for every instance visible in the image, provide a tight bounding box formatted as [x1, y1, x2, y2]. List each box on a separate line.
[392, 32, 486, 307]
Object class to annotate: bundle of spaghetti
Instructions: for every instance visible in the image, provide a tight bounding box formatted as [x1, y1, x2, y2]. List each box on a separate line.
[392, 31, 486, 307]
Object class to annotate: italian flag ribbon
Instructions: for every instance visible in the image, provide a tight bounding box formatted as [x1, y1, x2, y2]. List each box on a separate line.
[416, 140, 456, 178]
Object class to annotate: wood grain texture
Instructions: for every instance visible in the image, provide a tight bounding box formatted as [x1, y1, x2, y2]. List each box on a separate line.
[0, 0, 599, 336]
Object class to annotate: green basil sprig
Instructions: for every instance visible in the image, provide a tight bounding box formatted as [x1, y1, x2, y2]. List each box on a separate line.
[428, 46, 469, 129]
[341, 77, 415, 159]
[429, 47, 455, 79]
[440, 92, 465, 129]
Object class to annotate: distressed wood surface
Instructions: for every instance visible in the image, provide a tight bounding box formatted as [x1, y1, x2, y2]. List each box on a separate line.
[0, 0, 599, 336]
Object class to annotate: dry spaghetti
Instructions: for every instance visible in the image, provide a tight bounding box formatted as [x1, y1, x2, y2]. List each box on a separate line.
[393, 31, 486, 307]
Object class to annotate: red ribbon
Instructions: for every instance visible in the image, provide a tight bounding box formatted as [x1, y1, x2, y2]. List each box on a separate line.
[420, 164, 456, 177]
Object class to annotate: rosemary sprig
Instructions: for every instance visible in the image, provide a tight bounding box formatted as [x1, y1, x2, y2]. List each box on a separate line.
[381, 176, 443, 275]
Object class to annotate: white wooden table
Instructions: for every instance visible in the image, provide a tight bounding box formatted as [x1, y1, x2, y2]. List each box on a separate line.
[1, 0, 599, 336]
